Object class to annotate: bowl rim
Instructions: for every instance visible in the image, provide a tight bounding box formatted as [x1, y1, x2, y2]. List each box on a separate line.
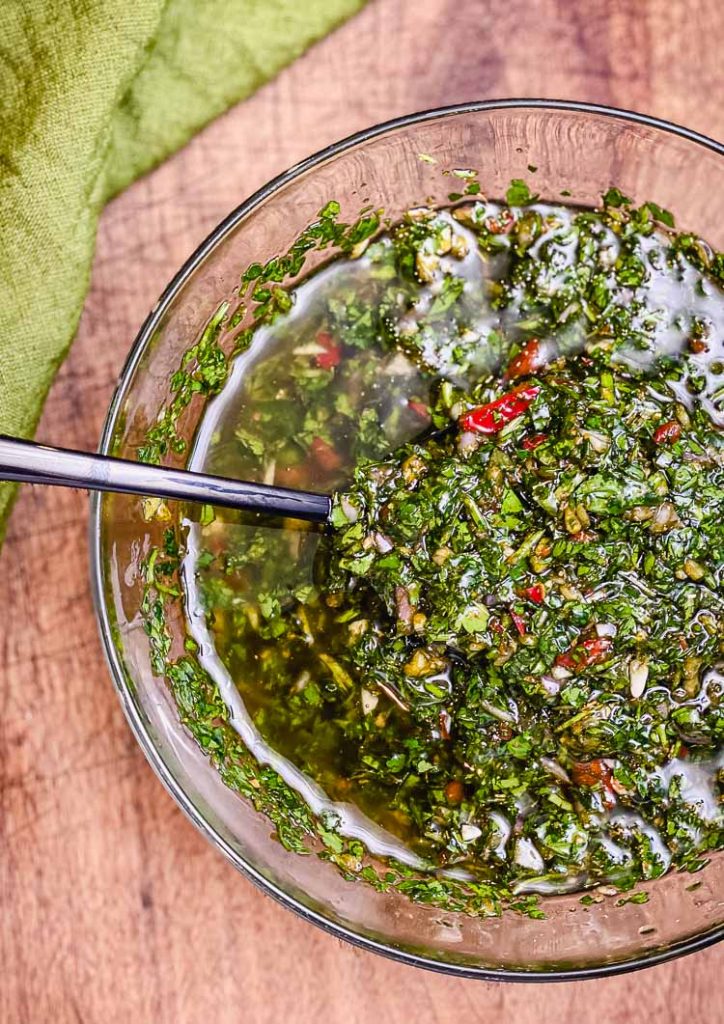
[90, 99, 724, 981]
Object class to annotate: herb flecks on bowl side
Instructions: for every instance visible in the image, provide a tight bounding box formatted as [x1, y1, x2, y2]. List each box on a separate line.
[139, 182, 724, 913]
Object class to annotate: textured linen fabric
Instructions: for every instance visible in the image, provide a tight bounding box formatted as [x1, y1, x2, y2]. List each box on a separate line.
[0, 0, 364, 535]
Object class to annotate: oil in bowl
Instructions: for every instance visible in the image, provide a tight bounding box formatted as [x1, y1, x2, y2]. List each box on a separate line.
[179, 186, 724, 911]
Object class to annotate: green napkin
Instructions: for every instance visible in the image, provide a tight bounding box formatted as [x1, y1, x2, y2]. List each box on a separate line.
[0, 0, 365, 538]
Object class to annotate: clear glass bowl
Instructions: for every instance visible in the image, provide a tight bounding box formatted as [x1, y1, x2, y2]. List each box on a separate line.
[91, 101, 724, 979]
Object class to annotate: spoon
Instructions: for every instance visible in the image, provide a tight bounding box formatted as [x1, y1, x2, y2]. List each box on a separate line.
[0, 435, 331, 524]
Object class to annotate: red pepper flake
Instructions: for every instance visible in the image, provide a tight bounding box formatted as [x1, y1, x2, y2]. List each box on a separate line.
[408, 399, 431, 420]
[571, 758, 613, 788]
[510, 610, 527, 636]
[571, 759, 616, 807]
[459, 385, 540, 436]
[505, 338, 545, 380]
[522, 433, 548, 451]
[689, 337, 709, 354]
[438, 710, 452, 741]
[310, 436, 342, 472]
[485, 209, 515, 235]
[652, 420, 682, 445]
[444, 779, 464, 805]
[520, 584, 545, 604]
[314, 331, 342, 370]
[555, 635, 613, 672]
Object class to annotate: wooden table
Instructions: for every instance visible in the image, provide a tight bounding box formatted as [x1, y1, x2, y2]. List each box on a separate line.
[2, 1, 722, 1020]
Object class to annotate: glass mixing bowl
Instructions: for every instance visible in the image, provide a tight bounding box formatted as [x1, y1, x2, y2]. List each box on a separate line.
[91, 101, 724, 979]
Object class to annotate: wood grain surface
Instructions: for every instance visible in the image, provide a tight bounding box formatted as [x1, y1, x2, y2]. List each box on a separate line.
[2, 1, 723, 1021]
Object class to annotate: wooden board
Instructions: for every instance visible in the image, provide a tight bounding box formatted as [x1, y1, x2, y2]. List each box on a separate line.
[2, 1, 723, 1020]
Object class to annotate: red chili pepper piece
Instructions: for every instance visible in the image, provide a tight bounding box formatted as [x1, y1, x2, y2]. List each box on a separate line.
[652, 420, 682, 445]
[510, 610, 527, 637]
[459, 385, 540, 436]
[310, 436, 342, 472]
[506, 338, 544, 380]
[522, 433, 548, 451]
[314, 331, 342, 370]
[555, 635, 613, 672]
[408, 399, 430, 420]
[520, 584, 544, 604]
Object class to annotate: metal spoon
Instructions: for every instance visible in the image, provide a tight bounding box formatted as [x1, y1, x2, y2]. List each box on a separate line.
[0, 435, 331, 524]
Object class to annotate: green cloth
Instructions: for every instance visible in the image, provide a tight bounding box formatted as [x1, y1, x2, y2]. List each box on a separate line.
[0, 0, 364, 537]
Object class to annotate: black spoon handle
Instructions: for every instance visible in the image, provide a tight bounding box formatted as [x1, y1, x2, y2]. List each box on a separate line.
[0, 435, 331, 524]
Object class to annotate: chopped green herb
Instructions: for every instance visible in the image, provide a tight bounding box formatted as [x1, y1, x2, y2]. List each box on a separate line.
[136, 179, 724, 917]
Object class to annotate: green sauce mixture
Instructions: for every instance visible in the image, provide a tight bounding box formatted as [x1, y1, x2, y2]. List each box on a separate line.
[144, 184, 724, 910]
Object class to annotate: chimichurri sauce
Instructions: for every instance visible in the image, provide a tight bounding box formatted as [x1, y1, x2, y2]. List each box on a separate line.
[187, 189, 724, 898]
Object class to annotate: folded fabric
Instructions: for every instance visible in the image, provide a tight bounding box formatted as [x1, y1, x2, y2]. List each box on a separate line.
[0, 0, 365, 538]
